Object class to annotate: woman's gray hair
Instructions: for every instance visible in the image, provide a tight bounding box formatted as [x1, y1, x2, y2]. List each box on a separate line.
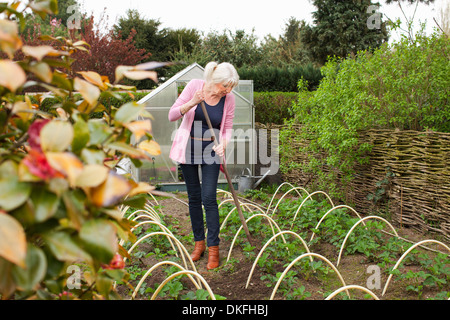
[204, 61, 239, 88]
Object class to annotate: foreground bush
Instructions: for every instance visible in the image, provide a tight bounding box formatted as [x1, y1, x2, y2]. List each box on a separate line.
[0, 0, 163, 300]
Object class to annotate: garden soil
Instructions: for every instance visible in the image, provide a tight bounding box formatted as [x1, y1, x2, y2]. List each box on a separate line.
[124, 191, 448, 301]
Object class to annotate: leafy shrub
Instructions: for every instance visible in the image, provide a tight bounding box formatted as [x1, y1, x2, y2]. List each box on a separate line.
[0, 1, 164, 300]
[18, 12, 152, 91]
[238, 64, 323, 92]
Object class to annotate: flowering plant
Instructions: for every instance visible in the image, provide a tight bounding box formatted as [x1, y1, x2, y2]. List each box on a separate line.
[0, 0, 163, 299]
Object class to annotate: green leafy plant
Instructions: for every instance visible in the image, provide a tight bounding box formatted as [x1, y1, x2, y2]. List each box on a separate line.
[367, 167, 395, 204]
[284, 30, 450, 200]
[239, 65, 322, 92]
[291, 285, 312, 300]
[0, 0, 166, 300]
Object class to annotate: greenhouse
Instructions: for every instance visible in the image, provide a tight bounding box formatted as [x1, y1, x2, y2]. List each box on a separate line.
[135, 63, 255, 190]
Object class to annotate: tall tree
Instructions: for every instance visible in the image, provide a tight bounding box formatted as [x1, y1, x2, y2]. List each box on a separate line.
[281, 17, 312, 65]
[113, 9, 164, 60]
[170, 28, 263, 71]
[164, 27, 201, 58]
[53, 0, 80, 26]
[283, 16, 302, 44]
[301, 0, 389, 65]
[113, 10, 200, 61]
[72, 16, 151, 83]
[195, 29, 262, 68]
[113, 9, 201, 84]
[258, 17, 312, 67]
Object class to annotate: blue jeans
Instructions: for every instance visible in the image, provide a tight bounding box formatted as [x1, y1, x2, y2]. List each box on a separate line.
[180, 163, 220, 247]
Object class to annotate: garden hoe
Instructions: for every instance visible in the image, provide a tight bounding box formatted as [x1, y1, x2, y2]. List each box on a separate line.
[200, 101, 254, 246]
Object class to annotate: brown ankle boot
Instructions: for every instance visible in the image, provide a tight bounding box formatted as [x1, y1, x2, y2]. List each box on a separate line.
[190, 240, 205, 261]
[206, 246, 220, 270]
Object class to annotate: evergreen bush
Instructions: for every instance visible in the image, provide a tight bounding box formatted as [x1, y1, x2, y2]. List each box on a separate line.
[238, 64, 322, 92]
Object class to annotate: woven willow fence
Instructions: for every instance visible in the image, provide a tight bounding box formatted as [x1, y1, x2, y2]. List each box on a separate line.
[262, 123, 450, 242]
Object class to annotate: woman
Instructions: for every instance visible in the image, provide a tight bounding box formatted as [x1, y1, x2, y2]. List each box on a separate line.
[168, 62, 239, 270]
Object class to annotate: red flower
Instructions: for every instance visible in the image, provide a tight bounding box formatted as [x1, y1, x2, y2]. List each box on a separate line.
[58, 291, 74, 300]
[102, 253, 125, 270]
[27, 119, 50, 151]
[22, 149, 63, 180]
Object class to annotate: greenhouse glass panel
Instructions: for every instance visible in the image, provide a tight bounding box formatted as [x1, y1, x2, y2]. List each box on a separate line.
[136, 63, 254, 188]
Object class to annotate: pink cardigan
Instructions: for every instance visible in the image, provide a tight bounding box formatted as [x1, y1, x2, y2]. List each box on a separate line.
[168, 79, 236, 164]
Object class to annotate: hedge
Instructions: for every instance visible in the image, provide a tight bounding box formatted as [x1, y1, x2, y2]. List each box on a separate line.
[238, 64, 323, 92]
[253, 92, 298, 124]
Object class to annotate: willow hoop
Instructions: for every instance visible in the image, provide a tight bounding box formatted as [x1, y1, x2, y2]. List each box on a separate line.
[126, 232, 196, 272]
[125, 220, 179, 258]
[132, 261, 201, 299]
[270, 252, 349, 300]
[218, 198, 256, 213]
[218, 197, 237, 209]
[118, 214, 160, 246]
[119, 205, 130, 218]
[266, 183, 309, 214]
[382, 239, 450, 296]
[131, 214, 158, 222]
[226, 213, 283, 263]
[290, 190, 335, 229]
[127, 208, 160, 223]
[143, 205, 162, 220]
[268, 187, 311, 216]
[325, 285, 380, 300]
[220, 202, 266, 231]
[337, 216, 399, 266]
[310, 205, 364, 242]
[217, 188, 232, 199]
[145, 192, 163, 214]
[144, 203, 162, 215]
[151, 270, 216, 300]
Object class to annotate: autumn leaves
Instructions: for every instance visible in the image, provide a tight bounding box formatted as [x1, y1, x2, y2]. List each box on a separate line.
[0, 0, 166, 299]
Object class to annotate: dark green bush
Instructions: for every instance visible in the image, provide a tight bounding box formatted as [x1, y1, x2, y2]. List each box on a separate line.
[239, 64, 322, 92]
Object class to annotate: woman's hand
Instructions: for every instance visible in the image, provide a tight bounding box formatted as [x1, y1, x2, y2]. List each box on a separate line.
[190, 90, 205, 106]
[212, 143, 225, 157]
[180, 90, 204, 116]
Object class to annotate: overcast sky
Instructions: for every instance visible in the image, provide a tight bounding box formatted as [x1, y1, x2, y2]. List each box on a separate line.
[79, 0, 447, 42]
